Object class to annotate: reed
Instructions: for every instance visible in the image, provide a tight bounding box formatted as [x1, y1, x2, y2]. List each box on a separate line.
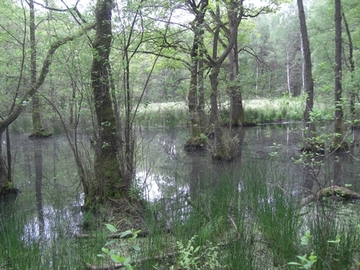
[0, 199, 106, 270]
[3, 156, 360, 269]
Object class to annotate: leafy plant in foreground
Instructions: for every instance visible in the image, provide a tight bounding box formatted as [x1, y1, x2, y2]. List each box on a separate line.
[288, 230, 317, 269]
[288, 252, 317, 269]
[97, 224, 141, 270]
[170, 235, 223, 270]
[288, 230, 344, 269]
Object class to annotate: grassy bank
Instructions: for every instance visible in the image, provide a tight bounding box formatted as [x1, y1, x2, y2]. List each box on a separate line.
[135, 98, 334, 127]
[9, 97, 335, 133]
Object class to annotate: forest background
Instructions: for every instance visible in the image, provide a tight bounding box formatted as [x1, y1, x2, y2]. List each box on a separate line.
[0, 0, 359, 212]
[1, 0, 360, 269]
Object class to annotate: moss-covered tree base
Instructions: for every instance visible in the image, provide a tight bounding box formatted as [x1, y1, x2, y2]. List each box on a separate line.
[211, 152, 233, 161]
[0, 185, 20, 201]
[81, 197, 147, 232]
[184, 137, 207, 152]
[29, 128, 52, 139]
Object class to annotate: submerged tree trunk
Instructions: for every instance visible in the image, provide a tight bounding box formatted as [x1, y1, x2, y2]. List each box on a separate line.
[210, 65, 228, 159]
[297, 0, 318, 151]
[89, 0, 125, 207]
[333, 0, 348, 151]
[206, 0, 241, 160]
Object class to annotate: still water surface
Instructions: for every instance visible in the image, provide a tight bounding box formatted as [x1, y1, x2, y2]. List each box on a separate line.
[7, 124, 360, 241]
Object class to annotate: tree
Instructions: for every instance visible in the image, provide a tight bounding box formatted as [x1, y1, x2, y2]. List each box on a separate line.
[0, 2, 94, 196]
[28, 0, 49, 138]
[184, 0, 208, 150]
[87, 0, 125, 206]
[223, 2, 285, 126]
[342, 11, 356, 125]
[226, 1, 245, 127]
[333, 0, 348, 151]
[296, 0, 317, 151]
[206, 0, 241, 160]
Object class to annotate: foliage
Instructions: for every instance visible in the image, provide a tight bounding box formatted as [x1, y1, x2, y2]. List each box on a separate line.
[170, 235, 222, 270]
[2, 0, 360, 267]
[288, 252, 317, 269]
[288, 231, 317, 269]
[97, 224, 141, 270]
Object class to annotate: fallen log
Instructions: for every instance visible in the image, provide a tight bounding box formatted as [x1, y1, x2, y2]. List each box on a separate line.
[85, 252, 177, 270]
[301, 185, 360, 207]
[75, 230, 149, 239]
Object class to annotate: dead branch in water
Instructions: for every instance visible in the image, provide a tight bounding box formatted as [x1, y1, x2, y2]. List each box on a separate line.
[301, 185, 360, 207]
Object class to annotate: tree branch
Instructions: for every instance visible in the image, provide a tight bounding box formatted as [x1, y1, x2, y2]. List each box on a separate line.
[0, 23, 95, 134]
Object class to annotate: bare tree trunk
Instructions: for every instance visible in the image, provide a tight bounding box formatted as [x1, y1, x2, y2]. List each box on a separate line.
[198, 47, 206, 132]
[228, 43, 244, 127]
[286, 50, 291, 96]
[297, 0, 318, 151]
[333, 0, 348, 151]
[29, 0, 48, 138]
[343, 12, 356, 125]
[185, 0, 208, 150]
[0, 132, 9, 194]
[210, 65, 227, 159]
[227, 1, 244, 127]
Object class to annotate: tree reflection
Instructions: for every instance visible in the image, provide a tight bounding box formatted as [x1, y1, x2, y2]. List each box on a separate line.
[33, 139, 44, 235]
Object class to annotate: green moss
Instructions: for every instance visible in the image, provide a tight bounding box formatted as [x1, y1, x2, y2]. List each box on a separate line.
[184, 135, 207, 151]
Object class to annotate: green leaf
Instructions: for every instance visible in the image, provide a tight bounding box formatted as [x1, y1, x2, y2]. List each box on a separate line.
[300, 230, 311, 245]
[110, 254, 125, 263]
[101, 247, 109, 254]
[124, 257, 131, 265]
[309, 252, 317, 261]
[124, 257, 133, 270]
[120, 230, 133, 238]
[132, 245, 141, 251]
[105, 224, 118, 233]
[105, 239, 116, 246]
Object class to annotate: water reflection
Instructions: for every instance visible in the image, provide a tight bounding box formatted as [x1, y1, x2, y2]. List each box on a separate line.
[14, 136, 84, 243]
[6, 125, 360, 243]
[138, 125, 360, 203]
[33, 139, 44, 235]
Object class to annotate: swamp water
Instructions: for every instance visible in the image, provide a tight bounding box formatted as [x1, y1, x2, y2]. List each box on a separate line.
[2, 124, 360, 269]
